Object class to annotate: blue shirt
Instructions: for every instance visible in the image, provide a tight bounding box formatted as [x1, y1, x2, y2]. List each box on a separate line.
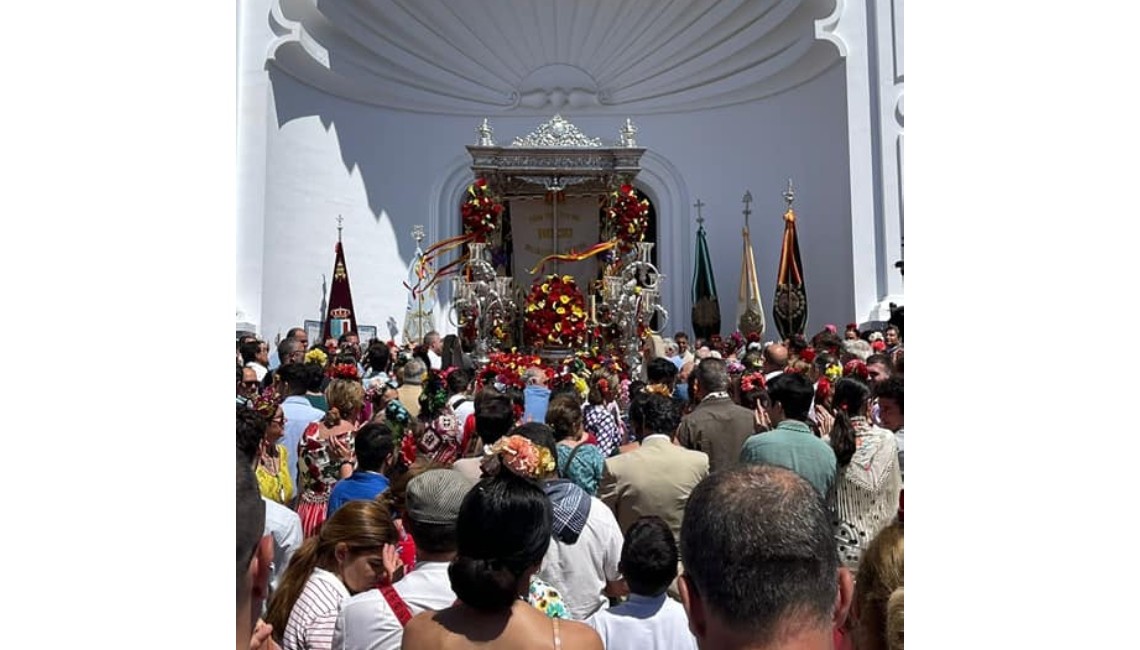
[327, 471, 390, 515]
[523, 385, 551, 424]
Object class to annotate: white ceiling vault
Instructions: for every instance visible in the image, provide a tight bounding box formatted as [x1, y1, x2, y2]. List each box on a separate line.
[268, 0, 842, 116]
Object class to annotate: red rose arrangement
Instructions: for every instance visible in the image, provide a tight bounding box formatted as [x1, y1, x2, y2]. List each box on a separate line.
[460, 177, 503, 242]
[524, 274, 588, 348]
[327, 362, 360, 380]
[604, 184, 649, 254]
[740, 372, 767, 393]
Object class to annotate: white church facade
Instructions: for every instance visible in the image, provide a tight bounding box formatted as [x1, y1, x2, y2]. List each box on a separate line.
[236, 0, 903, 343]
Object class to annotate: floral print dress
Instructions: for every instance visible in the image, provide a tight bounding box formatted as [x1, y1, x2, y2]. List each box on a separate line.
[296, 422, 355, 538]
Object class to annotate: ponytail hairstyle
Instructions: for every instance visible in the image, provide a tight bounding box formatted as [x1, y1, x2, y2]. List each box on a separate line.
[448, 469, 553, 612]
[264, 500, 398, 639]
[830, 377, 871, 467]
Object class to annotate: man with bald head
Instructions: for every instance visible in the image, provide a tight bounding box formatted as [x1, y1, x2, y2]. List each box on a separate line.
[762, 343, 788, 382]
[678, 465, 853, 650]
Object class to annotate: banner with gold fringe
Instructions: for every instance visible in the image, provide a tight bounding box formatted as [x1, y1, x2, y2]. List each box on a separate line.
[772, 181, 808, 341]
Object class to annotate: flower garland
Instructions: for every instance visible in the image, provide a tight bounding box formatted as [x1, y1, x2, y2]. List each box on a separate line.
[481, 435, 556, 480]
[460, 177, 503, 242]
[524, 274, 588, 348]
[605, 184, 650, 254]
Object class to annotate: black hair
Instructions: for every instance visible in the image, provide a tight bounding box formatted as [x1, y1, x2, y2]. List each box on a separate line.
[446, 368, 472, 396]
[355, 422, 396, 472]
[240, 340, 263, 364]
[404, 518, 457, 555]
[511, 422, 558, 460]
[873, 376, 903, 414]
[365, 342, 391, 374]
[236, 405, 267, 465]
[474, 393, 515, 446]
[694, 357, 730, 393]
[277, 362, 309, 395]
[767, 372, 815, 422]
[448, 471, 552, 611]
[813, 352, 837, 374]
[647, 357, 678, 385]
[627, 389, 654, 438]
[622, 516, 679, 596]
[236, 451, 266, 597]
[830, 377, 872, 467]
[680, 465, 838, 644]
[635, 393, 680, 437]
[285, 327, 306, 340]
[865, 354, 893, 371]
[303, 362, 326, 392]
[441, 334, 465, 370]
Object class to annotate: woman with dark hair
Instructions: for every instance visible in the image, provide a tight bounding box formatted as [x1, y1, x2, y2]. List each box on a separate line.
[415, 371, 463, 466]
[440, 333, 472, 371]
[265, 500, 399, 650]
[735, 370, 772, 433]
[546, 393, 605, 495]
[401, 437, 602, 649]
[250, 392, 295, 505]
[362, 341, 392, 381]
[582, 368, 625, 457]
[829, 377, 902, 572]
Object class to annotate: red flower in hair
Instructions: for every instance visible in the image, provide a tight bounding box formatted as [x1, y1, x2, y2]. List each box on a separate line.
[843, 360, 869, 380]
[815, 377, 832, 404]
[328, 363, 360, 380]
[740, 372, 767, 393]
[801, 348, 817, 364]
[399, 432, 417, 467]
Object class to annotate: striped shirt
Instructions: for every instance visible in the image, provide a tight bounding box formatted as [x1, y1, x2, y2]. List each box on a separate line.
[283, 568, 349, 650]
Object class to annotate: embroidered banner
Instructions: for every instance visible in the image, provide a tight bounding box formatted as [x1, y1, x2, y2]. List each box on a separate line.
[510, 195, 602, 290]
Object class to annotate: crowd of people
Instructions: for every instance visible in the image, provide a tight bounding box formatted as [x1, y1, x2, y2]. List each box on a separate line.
[237, 323, 904, 650]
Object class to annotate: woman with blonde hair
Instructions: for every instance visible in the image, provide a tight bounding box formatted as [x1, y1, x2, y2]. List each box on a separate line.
[849, 516, 903, 650]
[266, 500, 400, 650]
[296, 375, 366, 537]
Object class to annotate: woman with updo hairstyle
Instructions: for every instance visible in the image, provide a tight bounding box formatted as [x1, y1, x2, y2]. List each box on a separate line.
[829, 377, 902, 571]
[415, 371, 463, 465]
[735, 371, 773, 433]
[295, 376, 366, 538]
[265, 499, 400, 650]
[582, 368, 625, 457]
[401, 438, 603, 650]
[850, 517, 903, 650]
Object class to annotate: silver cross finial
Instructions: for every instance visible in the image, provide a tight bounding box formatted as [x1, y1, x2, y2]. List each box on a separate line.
[694, 198, 705, 224]
[742, 191, 753, 229]
[336, 215, 344, 241]
[477, 119, 494, 146]
[412, 224, 425, 244]
[783, 179, 795, 208]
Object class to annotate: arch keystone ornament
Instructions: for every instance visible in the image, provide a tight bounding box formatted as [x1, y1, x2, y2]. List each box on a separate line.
[772, 180, 808, 341]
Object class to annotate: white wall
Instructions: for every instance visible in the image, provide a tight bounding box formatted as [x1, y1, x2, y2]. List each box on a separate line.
[253, 60, 855, 343]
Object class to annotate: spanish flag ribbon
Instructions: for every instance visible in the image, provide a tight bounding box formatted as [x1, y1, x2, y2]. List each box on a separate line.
[528, 239, 618, 275]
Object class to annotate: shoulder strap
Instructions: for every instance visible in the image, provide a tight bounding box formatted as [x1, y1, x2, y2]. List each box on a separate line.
[559, 444, 586, 478]
[379, 584, 413, 627]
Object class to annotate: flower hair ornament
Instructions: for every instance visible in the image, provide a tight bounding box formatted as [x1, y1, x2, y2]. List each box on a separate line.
[740, 372, 767, 393]
[843, 359, 869, 380]
[479, 435, 556, 481]
[252, 389, 282, 419]
[304, 348, 328, 366]
[824, 363, 843, 382]
[800, 347, 817, 364]
[328, 362, 361, 380]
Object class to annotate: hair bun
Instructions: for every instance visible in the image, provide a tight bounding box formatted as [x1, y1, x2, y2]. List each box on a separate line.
[448, 555, 519, 611]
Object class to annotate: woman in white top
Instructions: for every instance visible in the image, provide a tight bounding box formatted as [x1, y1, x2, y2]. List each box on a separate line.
[265, 500, 400, 650]
[828, 378, 902, 572]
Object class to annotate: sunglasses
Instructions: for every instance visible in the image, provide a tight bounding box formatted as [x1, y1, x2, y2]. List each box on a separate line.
[242, 380, 260, 387]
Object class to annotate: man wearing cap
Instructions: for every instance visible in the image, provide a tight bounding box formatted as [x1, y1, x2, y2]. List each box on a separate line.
[333, 469, 473, 650]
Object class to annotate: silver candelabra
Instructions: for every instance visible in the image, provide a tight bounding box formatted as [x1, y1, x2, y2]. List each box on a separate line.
[448, 242, 515, 368]
[594, 242, 669, 379]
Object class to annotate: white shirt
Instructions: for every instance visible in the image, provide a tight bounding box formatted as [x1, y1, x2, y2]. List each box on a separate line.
[283, 568, 349, 650]
[332, 588, 403, 650]
[427, 349, 443, 370]
[587, 594, 698, 650]
[538, 496, 624, 620]
[263, 498, 303, 600]
[394, 561, 457, 614]
[282, 396, 326, 488]
[447, 394, 475, 431]
[247, 361, 268, 382]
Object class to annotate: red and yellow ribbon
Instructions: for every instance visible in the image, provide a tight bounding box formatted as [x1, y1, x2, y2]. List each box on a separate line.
[528, 239, 618, 275]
